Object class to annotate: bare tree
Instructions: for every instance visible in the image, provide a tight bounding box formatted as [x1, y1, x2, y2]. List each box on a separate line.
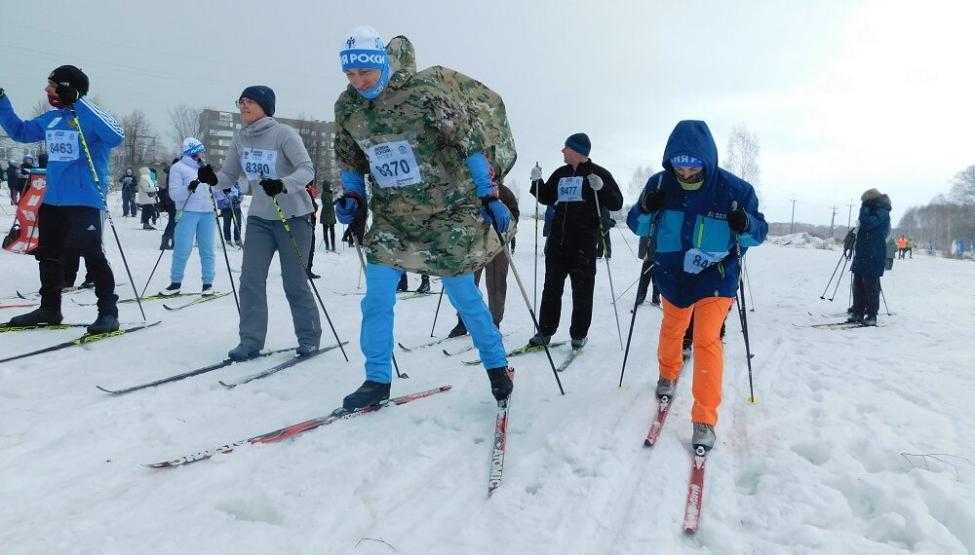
[31, 99, 49, 118]
[168, 104, 203, 152]
[112, 110, 163, 177]
[627, 164, 655, 201]
[725, 124, 761, 186]
[948, 165, 975, 205]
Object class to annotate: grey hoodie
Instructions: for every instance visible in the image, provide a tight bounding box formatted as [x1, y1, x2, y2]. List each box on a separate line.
[215, 117, 315, 220]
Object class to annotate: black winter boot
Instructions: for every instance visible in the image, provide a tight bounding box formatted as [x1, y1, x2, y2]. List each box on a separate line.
[416, 275, 431, 294]
[447, 317, 468, 338]
[487, 367, 513, 402]
[8, 307, 63, 326]
[343, 380, 392, 411]
[396, 274, 409, 292]
[87, 313, 120, 335]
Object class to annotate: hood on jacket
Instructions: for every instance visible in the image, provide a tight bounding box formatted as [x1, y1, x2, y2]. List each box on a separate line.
[139, 167, 150, 176]
[385, 35, 417, 90]
[862, 188, 892, 210]
[661, 120, 720, 191]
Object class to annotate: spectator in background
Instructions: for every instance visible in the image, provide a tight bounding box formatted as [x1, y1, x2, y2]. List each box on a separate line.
[305, 181, 321, 279]
[220, 182, 243, 248]
[118, 167, 137, 217]
[158, 159, 178, 249]
[320, 179, 337, 252]
[137, 166, 158, 230]
[5, 159, 18, 205]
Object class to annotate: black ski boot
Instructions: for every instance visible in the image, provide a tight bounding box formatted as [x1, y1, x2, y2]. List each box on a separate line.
[416, 275, 431, 294]
[447, 317, 468, 338]
[8, 307, 63, 326]
[87, 313, 119, 335]
[228, 343, 261, 362]
[343, 380, 391, 411]
[486, 367, 513, 402]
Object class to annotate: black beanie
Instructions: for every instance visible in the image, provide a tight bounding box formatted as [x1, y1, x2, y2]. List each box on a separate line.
[48, 65, 90, 96]
[239, 85, 276, 117]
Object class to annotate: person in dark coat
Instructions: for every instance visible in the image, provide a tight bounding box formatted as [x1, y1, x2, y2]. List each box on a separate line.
[320, 179, 337, 251]
[848, 188, 891, 326]
[5, 160, 19, 205]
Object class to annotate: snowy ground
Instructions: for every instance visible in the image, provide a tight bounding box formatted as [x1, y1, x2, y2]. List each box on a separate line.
[2, 193, 974, 554]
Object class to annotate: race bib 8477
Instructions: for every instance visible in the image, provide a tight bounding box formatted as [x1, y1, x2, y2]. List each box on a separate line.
[557, 176, 583, 203]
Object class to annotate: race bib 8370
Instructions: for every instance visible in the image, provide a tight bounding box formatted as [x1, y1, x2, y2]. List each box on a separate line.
[366, 140, 422, 188]
[241, 148, 278, 181]
[557, 176, 583, 203]
[45, 130, 79, 162]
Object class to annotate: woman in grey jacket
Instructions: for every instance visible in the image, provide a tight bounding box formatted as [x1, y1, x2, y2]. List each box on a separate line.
[195, 85, 322, 361]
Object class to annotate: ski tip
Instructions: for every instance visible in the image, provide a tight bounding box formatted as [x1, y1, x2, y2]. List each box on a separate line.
[95, 385, 119, 394]
[218, 380, 236, 389]
[396, 342, 410, 352]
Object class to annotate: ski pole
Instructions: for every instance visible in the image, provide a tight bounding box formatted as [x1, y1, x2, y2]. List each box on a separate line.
[731, 201, 756, 404]
[532, 162, 540, 315]
[614, 225, 637, 258]
[269, 195, 349, 362]
[743, 254, 755, 312]
[820, 250, 845, 299]
[430, 289, 444, 337]
[619, 255, 653, 387]
[880, 284, 891, 316]
[71, 111, 146, 321]
[592, 191, 623, 350]
[827, 256, 848, 301]
[351, 234, 407, 379]
[208, 188, 241, 315]
[140, 249, 166, 298]
[482, 203, 564, 395]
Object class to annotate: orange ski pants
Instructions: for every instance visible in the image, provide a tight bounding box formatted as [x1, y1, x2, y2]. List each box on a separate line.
[658, 296, 734, 426]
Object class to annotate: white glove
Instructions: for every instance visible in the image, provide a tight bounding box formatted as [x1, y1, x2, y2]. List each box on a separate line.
[588, 173, 604, 191]
[530, 163, 542, 181]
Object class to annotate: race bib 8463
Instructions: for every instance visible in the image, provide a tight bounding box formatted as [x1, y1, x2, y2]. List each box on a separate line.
[45, 130, 79, 162]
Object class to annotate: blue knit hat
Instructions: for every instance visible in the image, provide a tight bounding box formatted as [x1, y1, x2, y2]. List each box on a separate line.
[564, 133, 591, 156]
[182, 137, 205, 157]
[340, 26, 390, 100]
[239, 85, 275, 117]
[669, 155, 703, 169]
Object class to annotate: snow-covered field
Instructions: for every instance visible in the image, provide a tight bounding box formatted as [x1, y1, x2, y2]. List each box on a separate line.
[2, 195, 974, 554]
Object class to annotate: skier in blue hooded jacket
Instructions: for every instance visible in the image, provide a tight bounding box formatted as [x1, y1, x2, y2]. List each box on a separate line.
[0, 66, 124, 333]
[627, 120, 767, 451]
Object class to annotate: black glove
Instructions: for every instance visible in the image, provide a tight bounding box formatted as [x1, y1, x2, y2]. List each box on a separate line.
[260, 178, 285, 197]
[639, 189, 666, 213]
[187, 180, 200, 193]
[55, 84, 80, 105]
[0, 88, 6, 99]
[197, 164, 218, 186]
[728, 209, 749, 233]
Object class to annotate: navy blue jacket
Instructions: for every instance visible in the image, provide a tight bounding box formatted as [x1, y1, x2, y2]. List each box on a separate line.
[851, 194, 891, 277]
[627, 121, 767, 308]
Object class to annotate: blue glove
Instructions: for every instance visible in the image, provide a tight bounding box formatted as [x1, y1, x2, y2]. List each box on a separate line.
[335, 193, 362, 225]
[480, 197, 511, 233]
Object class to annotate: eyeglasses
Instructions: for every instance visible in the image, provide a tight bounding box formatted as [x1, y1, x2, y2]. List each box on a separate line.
[235, 98, 256, 109]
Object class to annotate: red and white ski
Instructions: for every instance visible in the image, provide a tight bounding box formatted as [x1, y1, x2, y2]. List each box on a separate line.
[644, 396, 673, 447]
[682, 446, 708, 534]
[488, 368, 514, 495]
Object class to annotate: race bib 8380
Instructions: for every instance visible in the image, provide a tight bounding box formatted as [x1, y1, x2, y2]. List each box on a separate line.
[241, 148, 278, 181]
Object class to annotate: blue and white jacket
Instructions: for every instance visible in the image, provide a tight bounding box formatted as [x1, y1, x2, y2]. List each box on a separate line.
[0, 95, 124, 209]
[627, 120, 768, 308]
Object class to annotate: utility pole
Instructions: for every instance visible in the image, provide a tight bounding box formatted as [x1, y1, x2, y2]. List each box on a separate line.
[847, 199, 854, 228]
[790, 197, 797, 234]
[829, 206, 837, 239]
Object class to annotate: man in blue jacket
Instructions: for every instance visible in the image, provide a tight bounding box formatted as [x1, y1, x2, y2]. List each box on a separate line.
[0, 66, 125, 333]
[847, 188, 891, 326]
[628, 120, 767, 451]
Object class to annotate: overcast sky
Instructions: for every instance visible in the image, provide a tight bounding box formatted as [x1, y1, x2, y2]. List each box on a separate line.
[3, 0, 973, 225]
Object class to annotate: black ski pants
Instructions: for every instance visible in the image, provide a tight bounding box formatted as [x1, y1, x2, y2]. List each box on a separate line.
[538, 239, 597, 339]
[851, 272, 881, 318]
[35, 204, 117, 315]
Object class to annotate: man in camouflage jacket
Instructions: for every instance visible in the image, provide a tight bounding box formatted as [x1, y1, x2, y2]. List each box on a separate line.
[333, 26, 515, 410]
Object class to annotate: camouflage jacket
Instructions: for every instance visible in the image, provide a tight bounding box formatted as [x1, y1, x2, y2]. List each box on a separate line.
[334, 35, 516, 276]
